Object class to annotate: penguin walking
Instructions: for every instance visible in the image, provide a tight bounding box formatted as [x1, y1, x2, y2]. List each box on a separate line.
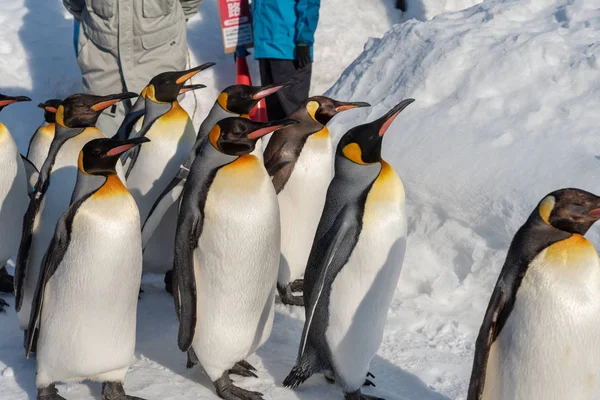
[26, 136, 149, 400]
[14, 92, 136, 333]
[173, 117, 297, 400]
[263, 96, 370, 306]
[141, 82, 295, 291]
[468, 189, 600, 400]
[26, 99, 62, 171]
[0, 93, 31, 312]
[283, 100, 415, 400]
[123, 63, 214, 227]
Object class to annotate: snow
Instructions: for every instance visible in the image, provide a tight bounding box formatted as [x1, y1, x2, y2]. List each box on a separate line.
[2, 0, 600, 399]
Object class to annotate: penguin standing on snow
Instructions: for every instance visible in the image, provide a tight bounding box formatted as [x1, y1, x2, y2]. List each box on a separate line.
[173, 117, 297, 400]
[14, 92, 136, 333]
[26, 137, 149, 400]
[263, 96, 370, 306]
[142, 81, 295, 291]
[122, 63, 214, 227]
[0, 93, 31, 312]
[468, 189, 600, 400]
[283, 99, 415, 400]
[26, 99, 62, 171]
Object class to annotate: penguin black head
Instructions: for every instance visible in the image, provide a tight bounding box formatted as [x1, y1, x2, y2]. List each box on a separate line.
[337, 99, 414, 165]
[146, 63, 215, 103]
[209, 117, 299, 156]
[0, 93, 31, 113]
[536, 189, 600, 235]
[79, 137, 150, 176]
[302, 96, 371, 126]
[217, 81, 297, 115]
[57, 92, 138, 129]
[37, 99, 62, 123]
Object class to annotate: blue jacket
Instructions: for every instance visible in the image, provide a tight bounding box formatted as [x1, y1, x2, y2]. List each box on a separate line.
[251, 0, 320, 61]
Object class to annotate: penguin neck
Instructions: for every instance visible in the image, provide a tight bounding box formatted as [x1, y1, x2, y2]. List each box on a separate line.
[142, 98, 173, 131]
[198, 102, 239, 144]
[0, 122, 8, 139]
[71, 170, 107, 204]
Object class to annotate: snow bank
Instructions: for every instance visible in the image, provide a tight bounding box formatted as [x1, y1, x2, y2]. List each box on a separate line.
[325, 0, 600, 397]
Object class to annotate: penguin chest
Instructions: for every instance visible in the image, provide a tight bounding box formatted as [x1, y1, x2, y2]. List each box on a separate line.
[192, 155, 280, 374]
[127, 106, 195, 221]
[483, 235, 600, 400]
[277, 135, 332, 283]
[37, 189, 142, 380]
[29, 124, 55, 170]
[0, 125, 27, 262]
[325, 162, 406, 386]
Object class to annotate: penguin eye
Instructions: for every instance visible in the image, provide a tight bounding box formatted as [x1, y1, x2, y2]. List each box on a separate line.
[92, 148, 102, 156]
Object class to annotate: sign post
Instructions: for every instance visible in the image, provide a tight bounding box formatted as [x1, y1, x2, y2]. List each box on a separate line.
[217, 0, 267, 121]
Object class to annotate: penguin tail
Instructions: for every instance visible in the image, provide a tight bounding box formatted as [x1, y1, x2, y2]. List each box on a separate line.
[283, 364, 312, 389]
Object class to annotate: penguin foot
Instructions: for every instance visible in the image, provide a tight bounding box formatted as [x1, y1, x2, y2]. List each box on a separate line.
[290, 279, 304, 293]
[229, 360, 258, 378]
[0, 267, 14, 294]
[101, 381, 146, 400]
[164, 269, 173, 295]
[214, 372, 264, 400]
[344, 389, 385, 400]
[278, 284, 304, 307]
[37, 384, 66, 400]
[0, 298, 7, 313]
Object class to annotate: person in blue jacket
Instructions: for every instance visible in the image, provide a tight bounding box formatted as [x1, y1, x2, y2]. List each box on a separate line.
[252, 0, 320, 120]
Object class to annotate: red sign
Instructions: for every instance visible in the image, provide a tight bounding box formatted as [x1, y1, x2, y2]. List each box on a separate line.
[217, 0, 254, 53]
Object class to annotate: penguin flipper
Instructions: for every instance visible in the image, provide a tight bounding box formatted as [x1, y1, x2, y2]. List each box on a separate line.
[297, 206, 360, 363]
[25, 206, 75, 358]
[173, 207, 203, 352]
[20, 155, 39, 198]
[123, 146, 142, 178]
[142, 173, 186, 248]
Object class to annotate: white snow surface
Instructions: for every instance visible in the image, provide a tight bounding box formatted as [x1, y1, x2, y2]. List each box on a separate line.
[3, 0, 600, 399]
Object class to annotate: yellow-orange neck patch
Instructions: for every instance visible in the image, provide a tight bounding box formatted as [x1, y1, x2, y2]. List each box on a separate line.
[217, 92, 229, 111]
[543, 234, 597, 265]
[93, 174, 128, 198]
[312, 126, 330, 140]
[146, 84, 168, 104]
[306, 101, 320, 123]
[342, 142, 375, 165]
[55, 105, 67, 128]
[77, 151, 91, 175]
[209, 125, 221, 150]
[539, 195, 556, 225]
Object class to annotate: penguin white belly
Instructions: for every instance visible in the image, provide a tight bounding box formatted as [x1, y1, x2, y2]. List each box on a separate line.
[18, 128, 106, 330]
[482, 235, 600, 400]
[36, 189, 142, 387]
[277, 135, 332, 287]
[0, 125, 28, 265]
[126, 106, 196, 224]
[325, 162, 406, 391]
[28, 124, 54, 170]
[192, 155, 280, 381]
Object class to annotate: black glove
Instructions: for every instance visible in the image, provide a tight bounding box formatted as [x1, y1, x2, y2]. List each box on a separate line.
[295, 44, 311, 69]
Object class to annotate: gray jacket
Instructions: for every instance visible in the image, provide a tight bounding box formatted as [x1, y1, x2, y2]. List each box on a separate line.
[64, 0, 202, 134]
[64, 0, 202, 94]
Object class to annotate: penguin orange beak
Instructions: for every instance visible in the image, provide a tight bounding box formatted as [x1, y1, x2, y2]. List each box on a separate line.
[91, 92, 139, 112]
[38, 103, 58, 113]
[247, 119, 299, 139]
[0, 95, 31, 107]
[252, 80, 298, 100]
[378, 98, 415, 136]
[179, 84, 207, 94]
[175, 62, 216, 85]
[334, 101, 371, 113]
[106, 137, 151, 156]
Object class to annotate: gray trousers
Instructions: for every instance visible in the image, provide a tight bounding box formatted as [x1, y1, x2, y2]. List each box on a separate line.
[259, 58, 312, 120]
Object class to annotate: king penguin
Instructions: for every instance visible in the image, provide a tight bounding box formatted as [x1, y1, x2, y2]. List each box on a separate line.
[283, 99, 415, 400]
[173, 116, 297, 400]
[263, 96, 370, 306]
[26, 136, 149, 400]
[14, 92, 136, 333]
[0, 93, 31, 312]
[122, 63, 214, 227]
[468, 189, 600, 400]
[141, 81, 295, 290]
[26, 99, 62, 171]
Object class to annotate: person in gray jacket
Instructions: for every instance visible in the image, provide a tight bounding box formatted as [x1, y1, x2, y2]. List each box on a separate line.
[63, 0, 203, 135]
